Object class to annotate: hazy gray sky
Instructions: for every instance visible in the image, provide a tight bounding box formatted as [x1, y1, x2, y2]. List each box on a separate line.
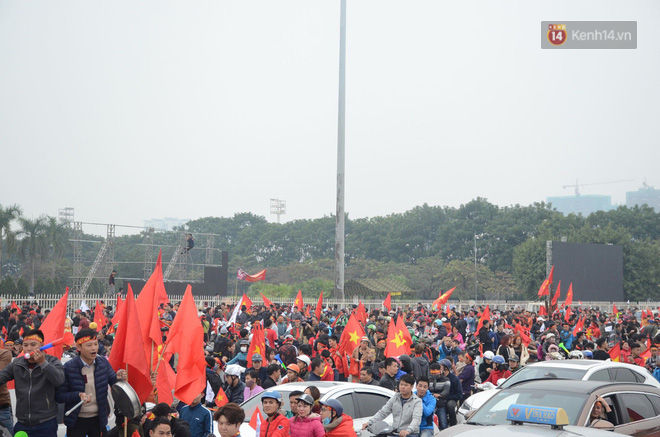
[2, 1, 658, 234]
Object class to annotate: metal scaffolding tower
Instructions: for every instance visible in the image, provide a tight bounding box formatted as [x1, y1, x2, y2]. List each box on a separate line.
[205, 235, 214, 265]
[72, 222, 83, 294]
[163, 241, 185, 280]
[143, 227, 154, 279]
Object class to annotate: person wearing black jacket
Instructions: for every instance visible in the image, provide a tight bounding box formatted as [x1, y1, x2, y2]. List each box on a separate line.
[442, 359, 463, 427]
[479, 320, 493, 352]
[262, 364, 280, 390]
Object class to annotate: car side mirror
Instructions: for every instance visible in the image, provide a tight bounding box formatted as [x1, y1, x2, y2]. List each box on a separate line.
[465, 410, 477, 421]
[591, 419, 615, 431]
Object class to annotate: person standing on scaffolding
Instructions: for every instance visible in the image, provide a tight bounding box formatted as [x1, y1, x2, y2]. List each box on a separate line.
[182, 234, 194, 254]
[108, 270, 116, 296]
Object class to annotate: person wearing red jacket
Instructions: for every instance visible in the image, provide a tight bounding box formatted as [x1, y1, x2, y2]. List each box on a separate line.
[484, 355, 512, 385]
[260, 391, 289, 437]
[320, 399, 357, 436]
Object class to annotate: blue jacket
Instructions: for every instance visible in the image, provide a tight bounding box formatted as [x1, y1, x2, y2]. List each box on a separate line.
[180, 403, 213, 437]
[416, 390, 437, 430]
[55, 355, 117, 430]
[447, 373, 463, 401]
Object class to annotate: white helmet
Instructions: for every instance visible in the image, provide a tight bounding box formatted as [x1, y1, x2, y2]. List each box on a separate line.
[484, 351, 495, 360]
[297, 355, 311, 366]
[225, 364, 245, 376]
[568, 350, 584, 360]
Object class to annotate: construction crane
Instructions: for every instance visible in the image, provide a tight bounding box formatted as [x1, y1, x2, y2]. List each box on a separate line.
[563, 179, 634, 196]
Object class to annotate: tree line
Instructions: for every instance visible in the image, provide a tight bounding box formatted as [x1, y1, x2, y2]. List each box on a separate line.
[2, 199, 660, 301]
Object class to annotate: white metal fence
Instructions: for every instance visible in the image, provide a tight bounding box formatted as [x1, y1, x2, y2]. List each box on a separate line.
[0, 293, 655, 318]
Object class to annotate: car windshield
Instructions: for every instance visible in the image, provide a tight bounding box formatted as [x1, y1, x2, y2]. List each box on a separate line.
[499, 366, 587, 389]
[240, 390, 293, 422]
[468, 389, 588, 426]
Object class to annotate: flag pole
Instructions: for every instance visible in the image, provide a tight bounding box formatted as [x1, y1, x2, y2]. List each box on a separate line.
[234, 276, 238, 301]
[124, 364, 128, 437]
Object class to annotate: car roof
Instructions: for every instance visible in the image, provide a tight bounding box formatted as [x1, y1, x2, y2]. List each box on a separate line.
[507, 379, 656, 394]
[526, 359, 646, 371]
[259, 381, 392, 396]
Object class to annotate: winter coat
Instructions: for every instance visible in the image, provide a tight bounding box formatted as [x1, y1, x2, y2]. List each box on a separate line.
[289, 415, 325, 437]
[55, 355, 117, 430]
[409, 354, 430, 378]
[224, 380, 246, 404]
[428, 374, 450, 408]
[417, 390, 437, 430]
[367, 392, 423, 434]
[324, 414, 357, 436]
[0, 354, 65, 425]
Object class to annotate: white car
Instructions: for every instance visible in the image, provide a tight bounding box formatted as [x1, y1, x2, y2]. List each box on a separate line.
[232, 381, 440, 437]
[458, 359, 660, 423]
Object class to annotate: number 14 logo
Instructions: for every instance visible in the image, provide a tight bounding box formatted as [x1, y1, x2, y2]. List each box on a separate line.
[548, 24, 567, 46]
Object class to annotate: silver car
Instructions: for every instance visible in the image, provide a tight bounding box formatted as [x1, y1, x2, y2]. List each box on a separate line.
[458, 359, 660, 423]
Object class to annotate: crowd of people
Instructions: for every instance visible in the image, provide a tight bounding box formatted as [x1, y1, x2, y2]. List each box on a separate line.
[0, 298, 659, 437]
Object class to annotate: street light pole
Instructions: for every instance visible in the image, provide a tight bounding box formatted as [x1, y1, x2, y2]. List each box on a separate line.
[334, 0, 347, 301]
[474, 234, 478, 301]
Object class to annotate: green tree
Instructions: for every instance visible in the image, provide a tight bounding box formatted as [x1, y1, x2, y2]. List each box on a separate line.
[16, 277, 29, 296]
[0, 277, 17, 294]
[18, 216, 47, 292]
[45, 216, 70, 279]
[0, 203, 22, 279]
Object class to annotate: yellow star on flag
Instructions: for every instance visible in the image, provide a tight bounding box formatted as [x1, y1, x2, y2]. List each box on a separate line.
[349, 330, 360, 345]
[390, 330, 407, 348]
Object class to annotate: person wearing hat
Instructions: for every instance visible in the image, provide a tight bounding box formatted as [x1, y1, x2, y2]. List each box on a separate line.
[246, 353, 268, 383]
[0, 328, 65, 437]
[261, 391, 289, 437]
[289, 393, 324, 437]
[56, 329, 127, 437]
[646, 345, 660, 372]
[281, 363, 304, 384]
[321, 398, 356, 436]
[296, 355, 311, 380]
[227, 339, 249, 367]
[223, 365, 246, 404]
[508, 354, 520, 374]
[483, 355, 511, 385]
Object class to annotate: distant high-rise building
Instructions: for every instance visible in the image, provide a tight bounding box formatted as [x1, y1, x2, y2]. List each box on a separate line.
[626, 183, 660, 212]
[546, 195, 614, 216]
[144, 217, 190, 231]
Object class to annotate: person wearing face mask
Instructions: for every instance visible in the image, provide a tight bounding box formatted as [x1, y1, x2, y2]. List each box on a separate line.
[243, 370, 264, 401]
[223, 365, 246, 404]
[320, 399, 356, 436]
[289, 394, 325, 437]
[227, 340, 249, 367]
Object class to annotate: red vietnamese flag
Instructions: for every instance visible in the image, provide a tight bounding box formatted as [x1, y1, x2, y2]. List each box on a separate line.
[608, 342, 621, 362]
[338, 314, 365, 357]
[385, 317, 411, 357]
[39, 287, 69, 358]
[260, 293, 274, 308]
[315, 291, 323, 320]
[248, 407, 264, 430]
[242, 294, 253, 312]
[383, 293, 392, 312]
[245, 269, 267, 282]
[131, 430, 140, 437]
[164, 285, 206, 405]
[514, 323, 531, 346]
[136, 251, 169, 355]
[564, 283, 573, 307]
[93, 300, 107, 332]
[433, 287, 457, 309]
[551, 281, 561, 307]
[108, 287, 153, 403]
[564, 306, 572, 323]
[356, 301, 367, 326]
[613, 303, 618, 319]
[247, 322, 266, 368]
[294, 290, 304, 311]
[476, 305, 490, 334]
[215, 386, 229, 408]
[538, 265, 554, 297]
[11, 301, 21, 314]
[155, 355, 176, 406]
[539, 305, 547, 316]
[572, 316, 586, 337]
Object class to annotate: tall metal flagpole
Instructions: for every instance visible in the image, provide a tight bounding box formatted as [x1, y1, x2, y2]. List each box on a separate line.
[334, 0, 347, 301]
